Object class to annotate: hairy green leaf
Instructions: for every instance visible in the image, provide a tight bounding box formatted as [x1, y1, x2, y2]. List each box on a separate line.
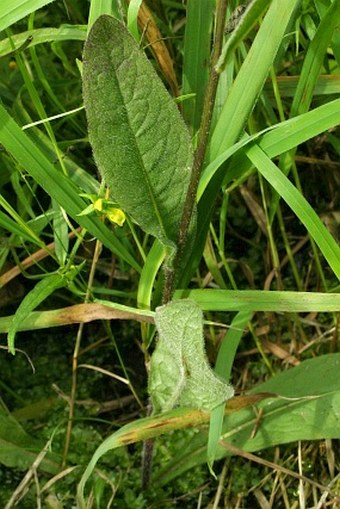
[83, 15, 193, 255]
[149, 299, 234, 412]
[155, 353, 340, 485]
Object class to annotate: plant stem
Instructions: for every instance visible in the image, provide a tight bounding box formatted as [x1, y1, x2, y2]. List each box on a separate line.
[142, 0, 228, 491]
[163, 0, 228, 304]
[62, 236, 102, 467]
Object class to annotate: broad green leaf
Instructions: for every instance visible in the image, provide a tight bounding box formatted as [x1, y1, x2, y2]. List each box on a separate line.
[0, 0, 55, 31]
[0, 405, 59, 474]
[155, 353, 340, 485]
[149, 299, 234, 413]
[82, 16, 193, 255]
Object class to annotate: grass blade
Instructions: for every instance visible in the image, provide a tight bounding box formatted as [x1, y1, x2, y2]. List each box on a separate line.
[88, 0, 116, 28]
[246, 143, 340, 280]
[182, 0, 214, 132]
[290, 0, 340, 117]
[0, 301, 155, 335]
[175, 290, 340, 312]
[0, 0, 55, 31]
[183, 0, 299, 287]
[218, 0, 271, 72]
[209, 0, 299, 159]
[0, 102, 141, 272]
[76, 393, 270, 508]
[0, 26, 87, 57]
[155, 353, 340, 485]
[208, 310, 252, 472]
[7, 269, 79, 354]
[127, 0, 143, 41]
[199, 98, 340, 196]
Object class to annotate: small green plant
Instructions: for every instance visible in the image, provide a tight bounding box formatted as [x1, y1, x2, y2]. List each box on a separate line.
[0, 0, 340, 507]
[77, 5, 340, 504]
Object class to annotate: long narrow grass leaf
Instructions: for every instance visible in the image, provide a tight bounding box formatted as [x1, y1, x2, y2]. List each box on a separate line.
[199, 98, 340, 196]
[182, 0, 214, 131]
[0, 301, 155, 335]
[0, 27, 87, 57]
[175, 290, 340, 312]
[217, 0, 271, 72]
[290, 1, 340, 117]
[127, 0, 143, 41]
[209, 0, 299, 160]
[0, 0, 55, 31]
[246, 144, 340, 280]
[0, 103, 141, 272]
[76, 392, 272, 507]
[7, 272, 68, 354]
[208, 310, 252, 472]
[0, 209, 45, 248]
[88, 0, 115, 29]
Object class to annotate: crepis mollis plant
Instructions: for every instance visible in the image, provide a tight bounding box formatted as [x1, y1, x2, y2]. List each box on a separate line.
[82, 15, 234, 412]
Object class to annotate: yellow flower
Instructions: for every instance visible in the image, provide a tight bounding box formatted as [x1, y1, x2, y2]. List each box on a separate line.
[93, 198, 103, 212]
[106, 207, 126, 226]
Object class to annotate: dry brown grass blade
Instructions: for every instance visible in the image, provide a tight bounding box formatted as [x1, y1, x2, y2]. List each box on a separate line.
[4, 439, 52, 509]
[0, 228, 81, 287]
[55, 302, 154, 325]
[136, 1, 179, 97]
[239, 184, 267, 235]
[261, 339, 300, 366]
[0, 302, 154, 335]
